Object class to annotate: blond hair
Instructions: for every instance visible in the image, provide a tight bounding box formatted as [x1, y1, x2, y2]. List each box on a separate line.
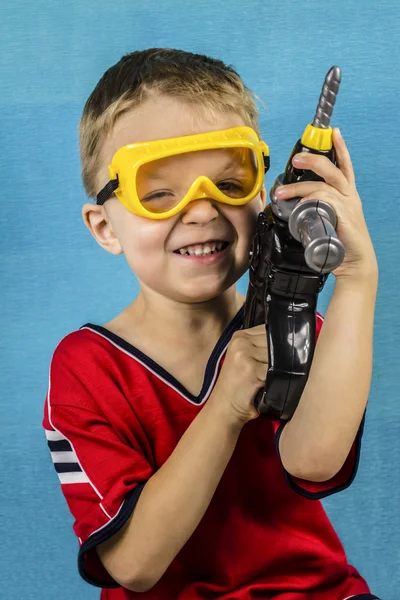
[79, 48, 263, 198]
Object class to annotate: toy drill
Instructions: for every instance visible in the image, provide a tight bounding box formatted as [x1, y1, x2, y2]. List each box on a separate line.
[243, 66, 345, 420]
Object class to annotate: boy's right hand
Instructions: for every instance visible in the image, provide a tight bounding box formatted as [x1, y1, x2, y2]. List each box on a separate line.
[210, 324, 269, 426]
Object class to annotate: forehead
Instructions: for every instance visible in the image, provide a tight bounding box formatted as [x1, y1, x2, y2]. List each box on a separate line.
[103, 94, 246, 165]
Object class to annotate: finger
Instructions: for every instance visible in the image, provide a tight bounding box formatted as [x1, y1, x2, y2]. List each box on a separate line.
[275, 180, 336, 201]
[251, 345, 269, 364]
[250, 335, 269, 352]
[241, 326, 268, 348]
[291, 152, 349, 195]
[242, 331, 268, 349]
[298, 192, 344, 218]
[242, 323, 267, 335]
[256, 362, 269, 383]
[332, 128, 356, 186]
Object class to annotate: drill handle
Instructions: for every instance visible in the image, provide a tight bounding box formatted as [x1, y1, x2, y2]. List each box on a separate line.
[289, 200, 345, 273]
[244, 209, 328, 420]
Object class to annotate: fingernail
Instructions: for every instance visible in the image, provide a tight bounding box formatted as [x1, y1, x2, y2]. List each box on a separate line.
[275, 187, 286, 197]
[292, 155, 304, 166]
[336, 128, 342, 138]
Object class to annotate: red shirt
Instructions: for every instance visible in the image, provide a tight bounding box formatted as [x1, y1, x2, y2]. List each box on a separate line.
[42, 306, 370, 599]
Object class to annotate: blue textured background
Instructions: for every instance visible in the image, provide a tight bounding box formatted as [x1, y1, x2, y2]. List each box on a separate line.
[1, 1, 399, 599]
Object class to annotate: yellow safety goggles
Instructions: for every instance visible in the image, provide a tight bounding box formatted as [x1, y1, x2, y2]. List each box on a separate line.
[96, 126, 270, 219]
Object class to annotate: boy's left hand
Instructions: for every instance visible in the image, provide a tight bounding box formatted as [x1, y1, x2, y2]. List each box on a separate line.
[275, 128, 378, 281]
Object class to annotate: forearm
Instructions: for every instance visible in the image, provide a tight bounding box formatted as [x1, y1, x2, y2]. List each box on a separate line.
[97, 395, 244, 591]
[280, 272, 378, 481]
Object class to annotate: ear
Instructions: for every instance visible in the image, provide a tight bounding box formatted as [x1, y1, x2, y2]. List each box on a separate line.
[81, 202, 123, 255]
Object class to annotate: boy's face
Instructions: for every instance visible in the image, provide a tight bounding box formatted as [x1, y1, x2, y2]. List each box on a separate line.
[82, 94, 266, 304]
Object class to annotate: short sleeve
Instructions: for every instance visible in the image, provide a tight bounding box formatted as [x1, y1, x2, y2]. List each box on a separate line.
[273, 413, 365, 499]
[42, 333, 155, 588]
[272, 311, 366, 500]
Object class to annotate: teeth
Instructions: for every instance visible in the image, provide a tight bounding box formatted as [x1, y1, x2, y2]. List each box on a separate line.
[178, 241, 226, 256]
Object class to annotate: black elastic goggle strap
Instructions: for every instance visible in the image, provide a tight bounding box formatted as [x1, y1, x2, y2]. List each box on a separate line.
[264, 155, 270, 173]
[96, 177, 119, 206]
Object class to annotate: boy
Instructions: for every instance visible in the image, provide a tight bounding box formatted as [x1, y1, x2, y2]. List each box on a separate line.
[43, 48, 380, 599]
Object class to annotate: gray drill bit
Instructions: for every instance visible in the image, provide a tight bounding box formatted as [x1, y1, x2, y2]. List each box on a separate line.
[312, 66, 341, 129]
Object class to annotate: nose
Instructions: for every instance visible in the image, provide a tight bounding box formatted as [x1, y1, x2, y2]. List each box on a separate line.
[179, 174, 225, 223]
[180, 197, 220, 224]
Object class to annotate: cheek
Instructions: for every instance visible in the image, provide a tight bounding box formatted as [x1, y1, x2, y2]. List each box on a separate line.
[113, 209, 166, 251]
[131, 224, 167, 252]
[229, 200, 260, 244]
[118, 218, 171, 275]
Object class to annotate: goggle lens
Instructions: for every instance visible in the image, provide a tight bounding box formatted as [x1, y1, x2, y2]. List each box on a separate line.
[135, 146, 259, 214]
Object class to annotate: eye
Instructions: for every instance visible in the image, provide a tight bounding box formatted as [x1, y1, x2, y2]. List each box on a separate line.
[217, 180, 244, 192]
[216, 180, 245, 198]
[141, 190, 174, 202]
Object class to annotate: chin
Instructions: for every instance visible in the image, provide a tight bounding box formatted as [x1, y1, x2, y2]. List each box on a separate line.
[176, 271, 248, 304]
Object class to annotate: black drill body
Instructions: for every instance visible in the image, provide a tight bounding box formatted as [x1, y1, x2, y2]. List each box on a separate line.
[243, 67, 343, 420]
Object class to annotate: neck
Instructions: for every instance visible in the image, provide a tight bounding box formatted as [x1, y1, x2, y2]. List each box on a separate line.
[128, 287, 244, 349]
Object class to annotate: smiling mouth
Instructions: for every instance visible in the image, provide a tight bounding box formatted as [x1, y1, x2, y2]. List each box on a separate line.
[173, 241, 230, 257]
